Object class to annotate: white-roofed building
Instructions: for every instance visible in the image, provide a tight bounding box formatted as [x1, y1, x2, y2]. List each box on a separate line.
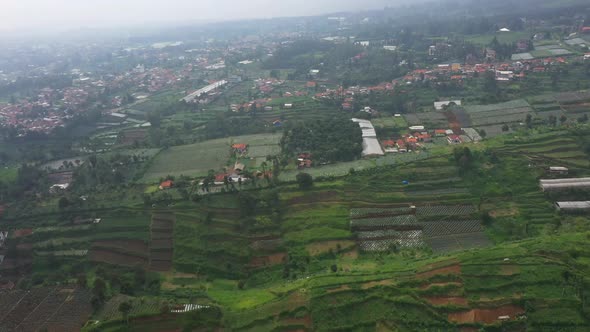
[555, 201, 590, 213]
[352, 118, 384, 157]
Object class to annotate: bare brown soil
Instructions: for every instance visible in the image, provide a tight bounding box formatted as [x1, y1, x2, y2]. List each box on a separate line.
[249, 253, 286, 268]
[92, 240, 149, 255]
[419, 282, 463, 290]
[448, 305, 524, 324]
[287, 191, 339, 205]
[424, 296, 468, 306]
[326, 285, 351, 293]
[499, 265, 520, 276]
[305, 240, 356, 256]
[281, 315, 312, 328]
[361, 279, 394, 289]
[417, 264, 461, 279]
[89, 249, 147, 267]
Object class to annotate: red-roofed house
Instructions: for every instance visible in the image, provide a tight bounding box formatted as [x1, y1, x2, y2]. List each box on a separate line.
[159, 180, 173, 190]
[214, 174, 228, 185]
[382, 140, 396, 148]
[232, 143, 248, 153]
[396, 139, 407, 153]
[582, 27, 590, 34]
[415, 133, 432, 143]
[447, 135, 463, 144]
[434, 129, 447, 137]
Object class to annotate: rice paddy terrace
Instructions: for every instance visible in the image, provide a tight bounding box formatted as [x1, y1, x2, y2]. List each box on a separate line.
[2, 128, 590, 331]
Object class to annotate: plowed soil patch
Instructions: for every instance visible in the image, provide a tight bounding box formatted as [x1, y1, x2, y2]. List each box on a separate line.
[89, 249, 147, 267]
[424, 296, 468, 306]
[419, 282, 462, 290]
[249, 253, 286, 267]
[281, 315, 312, 328]
[343, 248, 359, 259]
[326, 285, 350, 293]
[92, 240, 148, 255]
[306, 240, 356, 256]
[417, 264, 461, 279]
[448, 305, 524, 324]
[459, 328, 479, 332]
[151, 239, 173, 249]
[150, 260, 173, 271]
[287, 191, 339, 205]
[499, 265, 520, 275]
[362, 279, 393, 289]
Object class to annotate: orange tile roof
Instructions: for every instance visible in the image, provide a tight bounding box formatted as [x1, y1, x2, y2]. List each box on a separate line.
[160, 180, 173, 188]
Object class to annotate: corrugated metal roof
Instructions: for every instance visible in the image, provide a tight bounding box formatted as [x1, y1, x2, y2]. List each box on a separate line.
[362, 137, 384, 156]
[540, 177, 590, 184]
[555, 201, 590, 209]
[540, 178, 590, 191]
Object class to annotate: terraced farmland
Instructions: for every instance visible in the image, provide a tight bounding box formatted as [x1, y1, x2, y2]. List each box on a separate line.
[0, 287, 91, 332]
[350, 205, 489, 253]
[464, 99, 534, 127]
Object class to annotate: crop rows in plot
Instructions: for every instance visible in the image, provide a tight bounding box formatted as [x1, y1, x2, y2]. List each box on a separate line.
[471, 114, 529, 126]
[358, 230, 425, 251]
[357, 229, 422, 240]
[464, 100, 531, 113]
[351, 215, 419, 229]
[0, 287, 54, 331]
[16, 289, 72, 332]
[469, 107, 532, 125]
[404, 188, 469, 196]
[350, 207, 414, 218]
[45, 289, 92, 331]
[150, 213, 175, 271]
[555, 91, 590, 104]
[0, 288, 88, 332]
[421, 220, 484, 237]
[416, 205, 475, 217]
[404, 112, 448, 126]
[426, 232, 491, 253]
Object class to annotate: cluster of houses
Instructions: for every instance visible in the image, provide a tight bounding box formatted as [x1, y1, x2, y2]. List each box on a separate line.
[381, 127, 468, 153]
[297, 153, 313, 169]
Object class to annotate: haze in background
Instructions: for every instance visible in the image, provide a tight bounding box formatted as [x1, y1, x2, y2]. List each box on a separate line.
[2, 0, 415, 32]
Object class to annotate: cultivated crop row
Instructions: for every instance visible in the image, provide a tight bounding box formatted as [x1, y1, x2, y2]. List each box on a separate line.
[464, 99, 531, 113]
[351, 215, 419, 228]
[421, 220, 484, 237]
[350, 207, 414, 218]
[415, 205, 476, 216]
[357, 229, 421, 239]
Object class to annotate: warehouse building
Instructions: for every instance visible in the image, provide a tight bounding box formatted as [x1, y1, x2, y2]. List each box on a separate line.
[352, 118, 384, 157]
[539, 177, 590, 192]
[555, 201, 590, 213]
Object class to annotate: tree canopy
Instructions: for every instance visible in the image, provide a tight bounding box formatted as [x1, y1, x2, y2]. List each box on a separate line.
[281, 117, 363, 163]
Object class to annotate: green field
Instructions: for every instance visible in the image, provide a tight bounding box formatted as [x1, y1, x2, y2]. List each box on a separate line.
[0, 167, 17, 182]
[466, 31, 531, 45]
[142, 133, 281, 182]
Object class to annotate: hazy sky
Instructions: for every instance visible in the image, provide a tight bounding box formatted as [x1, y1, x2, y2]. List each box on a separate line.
[2, 0, 397, 32]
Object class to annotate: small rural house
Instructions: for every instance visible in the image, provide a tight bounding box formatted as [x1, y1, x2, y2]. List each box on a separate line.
[232, 143, 248, 153]
[234, 162, 245, 173]
[159, 180, 173, 190]
[447, 135, 462, 144]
